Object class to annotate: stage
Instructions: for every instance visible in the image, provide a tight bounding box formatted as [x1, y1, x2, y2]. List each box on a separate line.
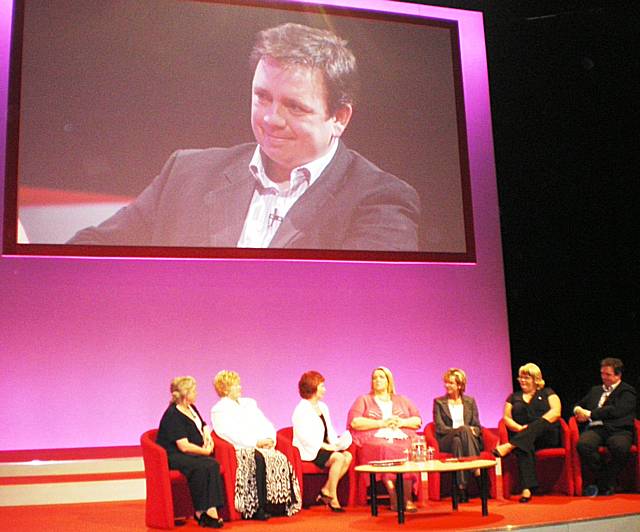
[1, 494, 639, 531]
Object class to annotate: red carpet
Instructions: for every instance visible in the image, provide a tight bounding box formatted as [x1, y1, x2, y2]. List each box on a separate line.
[1, 495, 639, 531]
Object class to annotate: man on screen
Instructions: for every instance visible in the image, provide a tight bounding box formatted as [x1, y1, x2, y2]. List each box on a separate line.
[68, 23, 420, 250]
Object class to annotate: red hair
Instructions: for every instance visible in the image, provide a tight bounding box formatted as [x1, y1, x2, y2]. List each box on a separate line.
[298, 370, 324, 399]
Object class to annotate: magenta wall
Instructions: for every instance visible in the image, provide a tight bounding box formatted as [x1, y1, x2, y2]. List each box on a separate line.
[0, 0, 512, 450]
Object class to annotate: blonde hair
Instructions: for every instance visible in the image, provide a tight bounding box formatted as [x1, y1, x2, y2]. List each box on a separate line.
[518, 363, 545, 390]
[443, 368, 467, 394]
[170, 376, 196, 404]
[214, 370, 240, 397]
[370, 366, 396, 396]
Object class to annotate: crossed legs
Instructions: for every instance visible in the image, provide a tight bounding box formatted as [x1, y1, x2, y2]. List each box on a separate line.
[320, 451, 352, 510]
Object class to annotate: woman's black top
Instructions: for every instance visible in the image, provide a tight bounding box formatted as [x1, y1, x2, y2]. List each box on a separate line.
[319, 413, 330, 444]
[507, 387, 555, 425]
[506, 387, 560, 446]
[157, 403, 206, 455]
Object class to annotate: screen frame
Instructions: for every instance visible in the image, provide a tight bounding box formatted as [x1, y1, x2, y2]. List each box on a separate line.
[2, 0, 477, 263]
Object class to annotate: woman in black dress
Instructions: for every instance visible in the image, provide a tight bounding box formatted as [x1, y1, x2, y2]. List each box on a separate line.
[157, 376, 225, 528]
[492, 363, 561, 503]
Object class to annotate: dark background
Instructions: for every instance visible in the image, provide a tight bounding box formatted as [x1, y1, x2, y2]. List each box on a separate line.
[415, 0, 638, 412]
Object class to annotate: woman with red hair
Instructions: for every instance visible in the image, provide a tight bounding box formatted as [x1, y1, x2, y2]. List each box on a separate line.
[292, 371, 352, 512]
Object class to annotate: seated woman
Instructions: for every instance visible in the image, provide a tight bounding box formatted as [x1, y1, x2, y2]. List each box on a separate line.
[347, 366, 421, 512]
[156, 376, 224, 529]
[492, 363, 562, 503]
[433, 368, 483, 502]
[210, 370, 301, 520]
[292, 370, 353, 512]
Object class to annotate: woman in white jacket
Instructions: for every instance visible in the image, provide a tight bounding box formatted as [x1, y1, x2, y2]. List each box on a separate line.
[292, 370, 352, 512]
[211, 371, 301, 520]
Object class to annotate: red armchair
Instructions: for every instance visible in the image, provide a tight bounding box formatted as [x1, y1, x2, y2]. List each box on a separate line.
[140, 428, 238, 528]
[276, 426, 356, 507]
[209, 430, 242, 521]
[569, 417, 640, 495]
[140, 429, 194, 529]
[423, 422, 498, 501]
[497, 418, 573, 497]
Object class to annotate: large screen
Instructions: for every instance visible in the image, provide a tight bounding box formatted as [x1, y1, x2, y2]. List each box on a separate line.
[4, 0, 475, 262]
[0, 1, 511, 451]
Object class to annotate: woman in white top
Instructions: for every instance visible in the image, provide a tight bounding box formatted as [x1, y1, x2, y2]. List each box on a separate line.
[432, 368, 483, 501]
[292, 370, 352, 512]
[211, 371, 300, 520]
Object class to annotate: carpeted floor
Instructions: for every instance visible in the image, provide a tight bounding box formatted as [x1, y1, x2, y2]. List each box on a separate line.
[1, 495, 639, 531]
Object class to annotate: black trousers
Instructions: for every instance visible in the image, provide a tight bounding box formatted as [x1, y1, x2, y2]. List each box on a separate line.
[254, 449, 268, 508]
[576, 425, 633, 489]
[168, 453, 225, 512]
[438, 427, 482, 487]
[509, 418, 559, 491]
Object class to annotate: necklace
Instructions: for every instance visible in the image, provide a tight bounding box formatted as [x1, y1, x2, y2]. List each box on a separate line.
[180, 404, 196, 418]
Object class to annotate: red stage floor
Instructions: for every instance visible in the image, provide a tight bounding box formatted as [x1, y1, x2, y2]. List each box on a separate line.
[1, 495, 639, 531]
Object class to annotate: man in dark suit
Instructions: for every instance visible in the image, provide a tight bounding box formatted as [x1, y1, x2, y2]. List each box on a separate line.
[68, 23, 420, 251]
[574, 357, 637, 496]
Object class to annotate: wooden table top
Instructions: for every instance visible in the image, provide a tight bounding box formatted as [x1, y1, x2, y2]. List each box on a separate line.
[355, 458, 496, 474]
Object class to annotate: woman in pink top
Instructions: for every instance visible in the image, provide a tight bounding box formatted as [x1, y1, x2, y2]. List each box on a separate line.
[348, 367, 422, 512]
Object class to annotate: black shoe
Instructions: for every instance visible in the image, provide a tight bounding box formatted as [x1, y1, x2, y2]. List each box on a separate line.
[583, 484, 599, 497]
[491, 447, 508, 459]
[457, 488, 469, 503]
[329, 503, 345, 513]
[199, 513, 224, 528]
[518, 495, 532, 503]
[316, 492, 333, 506]
[599, 487, 615, 496]
[253, 508, 270, 520]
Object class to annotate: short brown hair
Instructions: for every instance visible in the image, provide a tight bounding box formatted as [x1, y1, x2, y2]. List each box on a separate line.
[250, 23, 358, 116]
[601, 358, 624, 375]
[298, 370, 324, 399]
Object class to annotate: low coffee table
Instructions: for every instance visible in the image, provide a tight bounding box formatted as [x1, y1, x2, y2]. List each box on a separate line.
[355, 458, 496, 524]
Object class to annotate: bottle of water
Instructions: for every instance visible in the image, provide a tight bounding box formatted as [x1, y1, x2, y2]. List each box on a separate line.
[426, 446, 435, 461]
[411, 439, 427, 462]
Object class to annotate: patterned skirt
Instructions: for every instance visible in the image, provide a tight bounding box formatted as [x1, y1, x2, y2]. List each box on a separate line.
[234, 448, 301, 519]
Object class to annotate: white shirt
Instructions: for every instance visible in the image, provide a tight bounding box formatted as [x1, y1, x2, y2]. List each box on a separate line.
[589, 380, 621, 427]
[237, 140, 339, 248]
[210, 397, 276, 449]
[449, 403, 465, 429]
[373, 397, 407, 441]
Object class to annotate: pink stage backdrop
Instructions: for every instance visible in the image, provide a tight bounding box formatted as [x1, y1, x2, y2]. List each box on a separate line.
[0, 1, 512, 450]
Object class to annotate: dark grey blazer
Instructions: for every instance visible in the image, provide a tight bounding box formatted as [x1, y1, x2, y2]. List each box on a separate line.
[433, 395, 482, 439]
[68, 141, 420, 251]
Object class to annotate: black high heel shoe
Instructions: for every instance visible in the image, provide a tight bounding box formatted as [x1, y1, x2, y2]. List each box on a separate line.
[315, 491, 333, 506]
[492, 447, 509, 459]
[329, 502, 345, 512]
[198, 513, 224, 528]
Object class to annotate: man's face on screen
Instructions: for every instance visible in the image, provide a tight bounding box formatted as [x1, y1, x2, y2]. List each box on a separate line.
[251, 57, 351, 182]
